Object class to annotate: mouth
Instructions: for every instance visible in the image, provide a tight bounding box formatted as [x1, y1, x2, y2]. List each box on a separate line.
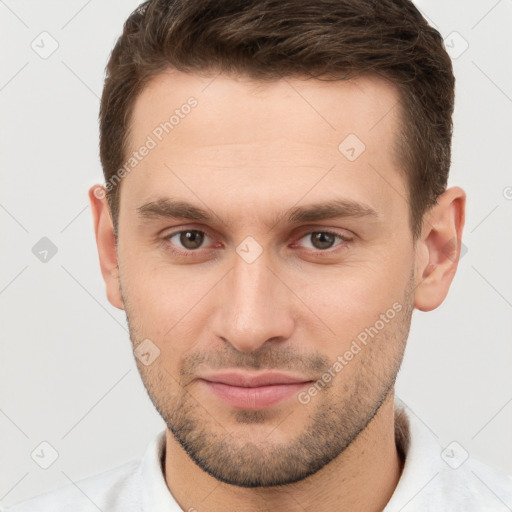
[197, 371, 315, 410]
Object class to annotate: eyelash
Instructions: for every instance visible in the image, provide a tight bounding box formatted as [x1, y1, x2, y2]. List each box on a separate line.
[162, 228, 352, 258]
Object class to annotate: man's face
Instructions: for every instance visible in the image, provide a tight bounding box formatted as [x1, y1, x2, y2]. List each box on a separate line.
[116, 71, 417, 486]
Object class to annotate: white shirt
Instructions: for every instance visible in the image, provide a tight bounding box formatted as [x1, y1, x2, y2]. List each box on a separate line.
[3, 406, 511, 511]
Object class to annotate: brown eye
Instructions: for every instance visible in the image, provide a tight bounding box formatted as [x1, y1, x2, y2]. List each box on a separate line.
[298, 231, 348, 251]
[166, 230, 208, 250]
[310, 232, 337, 250]
[179, 230, 204, 249]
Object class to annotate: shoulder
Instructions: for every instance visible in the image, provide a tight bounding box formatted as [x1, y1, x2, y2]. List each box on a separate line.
[385, 406, 512, 511]
[410, 454, 512, 511]
[2, 460, 140, 512]
[441, 456, 512, 509]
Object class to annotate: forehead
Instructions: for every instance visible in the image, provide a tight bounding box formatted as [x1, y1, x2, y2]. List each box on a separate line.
[129, 70, 401, 148]
[121, 70, 407, 229]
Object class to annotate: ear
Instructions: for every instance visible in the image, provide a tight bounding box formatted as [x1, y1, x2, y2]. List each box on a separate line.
[413, 186, 466, 312]
[88, 185, 125, 310]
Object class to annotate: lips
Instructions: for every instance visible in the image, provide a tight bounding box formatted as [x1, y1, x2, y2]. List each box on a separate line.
[198, 371, 313, 410]
[201, 371, 310, 387]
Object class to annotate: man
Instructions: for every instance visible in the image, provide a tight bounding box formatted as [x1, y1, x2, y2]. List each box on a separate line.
[5, 0, 511, 511]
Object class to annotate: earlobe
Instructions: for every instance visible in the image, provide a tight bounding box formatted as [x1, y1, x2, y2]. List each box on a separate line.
[88, 185, 125, 311]
[413, 186, 466, 312]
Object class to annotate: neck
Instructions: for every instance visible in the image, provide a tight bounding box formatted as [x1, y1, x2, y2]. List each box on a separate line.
[164, 392, 403, 512]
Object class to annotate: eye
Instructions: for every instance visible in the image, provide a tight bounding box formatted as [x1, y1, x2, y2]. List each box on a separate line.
[295, 230, 351, 251]
[164, 229, 212, 252]
[162, 228, 351, 258]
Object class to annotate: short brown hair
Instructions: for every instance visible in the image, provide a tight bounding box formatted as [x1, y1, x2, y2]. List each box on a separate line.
[99, 0, 454, 240]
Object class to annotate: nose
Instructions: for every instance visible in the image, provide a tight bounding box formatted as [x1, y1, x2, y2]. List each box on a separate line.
[212, 247, 296, 352]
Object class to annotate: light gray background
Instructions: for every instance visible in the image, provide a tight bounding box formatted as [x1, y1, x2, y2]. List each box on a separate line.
[1, 0, 511, 507]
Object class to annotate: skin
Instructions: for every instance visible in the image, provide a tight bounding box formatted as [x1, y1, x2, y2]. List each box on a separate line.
[89, 70, 465, 512]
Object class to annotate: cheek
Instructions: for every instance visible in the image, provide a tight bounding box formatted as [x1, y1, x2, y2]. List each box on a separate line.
[299, 258, 411, 342]
[120, 257, 215, 346]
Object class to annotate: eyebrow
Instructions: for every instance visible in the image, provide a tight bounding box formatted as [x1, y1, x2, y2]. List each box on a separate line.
[136, 197, 380, 229]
